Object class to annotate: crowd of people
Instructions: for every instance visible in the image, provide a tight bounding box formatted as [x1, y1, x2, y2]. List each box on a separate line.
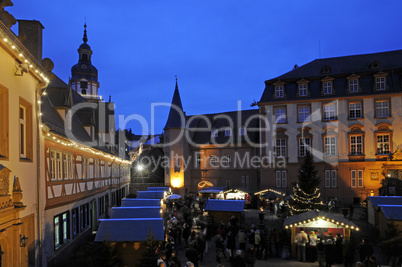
[294, 228, 376, 267]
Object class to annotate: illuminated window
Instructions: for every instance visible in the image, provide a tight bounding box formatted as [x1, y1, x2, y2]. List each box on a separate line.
[298, 106, 310, 122]
[350, 135, 363, 155]
[377, 134, 390, 155]
[54, 211, 69, 249]
[72, 208, 79, 237]
[274, 107, 286, 123]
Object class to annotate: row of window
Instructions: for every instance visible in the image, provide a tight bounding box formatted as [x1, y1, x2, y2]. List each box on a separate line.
[274, 133, 391, 158]
[54, 187, 127, 250]
[275, 169, 362, 189]
[274, 99, 390, 124]
[0, 88, 33, 160]
[211, 127, 247, 137]
[274, 76, 387, 99]
[49, 149, 130, 181]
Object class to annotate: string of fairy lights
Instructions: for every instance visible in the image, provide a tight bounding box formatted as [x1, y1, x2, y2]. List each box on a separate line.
[0, 22, 131, 166]
[287, 185, 326, 215]
[284, 215, 360, 231]
[43, 130, 131, 164]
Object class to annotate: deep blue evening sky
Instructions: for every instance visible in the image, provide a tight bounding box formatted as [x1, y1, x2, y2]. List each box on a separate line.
[10, 0, 402, 134]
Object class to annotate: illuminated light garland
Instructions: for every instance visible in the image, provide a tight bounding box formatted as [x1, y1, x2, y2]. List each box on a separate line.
[284, 214, 360, 231]
[43, 130, 132, 165]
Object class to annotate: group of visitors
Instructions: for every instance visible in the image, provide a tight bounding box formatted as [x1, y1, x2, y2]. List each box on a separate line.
[295, 228, 375, 267]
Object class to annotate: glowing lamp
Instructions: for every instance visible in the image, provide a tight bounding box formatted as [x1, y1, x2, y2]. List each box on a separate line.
[171, 174, 184, 188]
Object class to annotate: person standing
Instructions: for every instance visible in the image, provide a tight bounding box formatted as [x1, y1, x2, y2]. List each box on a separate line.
[308, 231, 318, 262]
[254, 230, 261, 259]
[334, 233, 343, 264]
[357, 238, 373, 262]
[226, 231, 237, 258]
[317, 238, 325, 267]
[325, 236, 335, 267]
[215, 233, 225, 263]
[238, 229, 247, 252]
[185, 242, 199, 267]
[295, 228, 308, 262]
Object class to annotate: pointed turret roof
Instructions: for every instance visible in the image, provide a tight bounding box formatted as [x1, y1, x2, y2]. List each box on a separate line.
[164, 79, 185, 129]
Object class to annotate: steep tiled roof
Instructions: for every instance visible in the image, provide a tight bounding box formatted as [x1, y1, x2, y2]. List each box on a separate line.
[260, 49, 402, 103]
[164, 80, 185, 129]
[186, 109, 259, 145]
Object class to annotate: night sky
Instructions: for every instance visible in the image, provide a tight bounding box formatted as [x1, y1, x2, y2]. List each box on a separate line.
[9, 0, 402, 135]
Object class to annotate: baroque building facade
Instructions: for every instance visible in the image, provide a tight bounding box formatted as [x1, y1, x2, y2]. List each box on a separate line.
[258, 49, 402, 205]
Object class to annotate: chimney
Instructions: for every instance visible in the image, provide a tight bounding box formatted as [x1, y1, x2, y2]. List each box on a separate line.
[17, 19, 44, 62]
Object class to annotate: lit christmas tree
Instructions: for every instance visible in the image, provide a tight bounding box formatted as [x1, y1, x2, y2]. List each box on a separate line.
[288, 151, 324, 215]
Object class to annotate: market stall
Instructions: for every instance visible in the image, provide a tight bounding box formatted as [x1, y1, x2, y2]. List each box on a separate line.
[223, 189, 248, 200]
[204, 199, 245, 224]
[283, 210, 359, 258]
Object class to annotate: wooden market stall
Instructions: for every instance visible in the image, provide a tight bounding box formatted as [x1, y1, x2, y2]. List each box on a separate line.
[283, 210, 359, 258]
[223, 189, 248, 200]
[204, 199, 245, 224]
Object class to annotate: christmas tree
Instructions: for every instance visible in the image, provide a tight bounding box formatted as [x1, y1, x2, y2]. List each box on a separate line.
[138, 228, 161, 267]
[288, 151, 323, 215]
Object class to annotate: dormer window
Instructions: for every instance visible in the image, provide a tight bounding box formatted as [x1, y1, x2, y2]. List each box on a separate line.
[299, 84, 308, 96]
[80, 81, 88, 95]
[376, 77, 386, 91]
[323, 81, 333, 94]
[349, 79, 359, 93]
[321, 65, 331, 74]
[275, 85, 284, 98]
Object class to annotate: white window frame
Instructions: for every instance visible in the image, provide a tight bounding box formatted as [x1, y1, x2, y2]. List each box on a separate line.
[324, 136, 336, 156]
[225, 129, 232, 137]
[94, 159, 99, 178]
[375, 100, 390, 118]
[331, 170, 337, 188]
[222, 155, 231, 167]
[195, 154, 201, 167]
[275, 138, 287, 157]
[299, 137, 311, 157]
[323, 81, 332, 94]
[298, 106, 310, 122]
[323, 104, 336, 120]
[351, 170, 363, 188]
[325, 170, 331, 188]
[274, 107, 286, 123]
[349, 102, 362, 119]
[377, 134, 390, 155]
[350, 135, 363, 155]
[349, 79, 358, 93]
[210, 155, 217, 167]
[242, 175, 250, 191]
[376, 77, 386, 90]
[281, 170, 287, 187]
[275, 85, 284, 98]
[56, 151, 62, 180]
[19, 105, 26, 158]
[298, 84, 307, 96]
[275, 170, 287, 188]
[50, 151, 56, 181]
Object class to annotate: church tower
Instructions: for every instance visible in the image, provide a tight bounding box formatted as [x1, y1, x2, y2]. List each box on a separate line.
[164, 79, 188, 194]
[70, 23, 101, 101]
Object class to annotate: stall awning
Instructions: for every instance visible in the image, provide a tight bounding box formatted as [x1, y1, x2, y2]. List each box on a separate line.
[380, 205, 402, 220]
[147, 187, 170, 192]
[204, 199, 245, 212]
[121, 198, 161, 207]
[137, 190, 166, 199]
[95, 218, 164, 242]
[111, 207, 161, 219]
[368, 196, 402, 208]
[283, 210, 359, 231]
